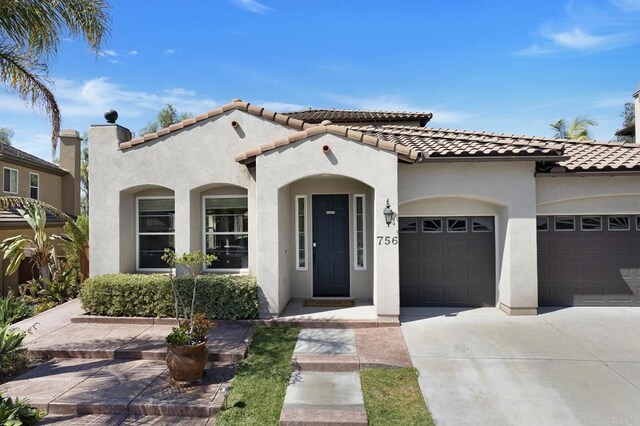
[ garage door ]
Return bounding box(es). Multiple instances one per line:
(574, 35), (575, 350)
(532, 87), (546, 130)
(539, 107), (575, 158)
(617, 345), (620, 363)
(537, 215), (640, 306)
(399, 216), (496, 307)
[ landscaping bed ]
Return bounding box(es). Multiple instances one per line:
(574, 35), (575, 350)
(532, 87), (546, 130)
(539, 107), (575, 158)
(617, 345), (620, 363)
(361, 367), (434, 426)
(216, 326), (300, 426)
(80, 273), (259, 320)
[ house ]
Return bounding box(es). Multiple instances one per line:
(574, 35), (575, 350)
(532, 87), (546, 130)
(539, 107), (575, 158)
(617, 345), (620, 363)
(88, 98), (640, 320)
(0, 131), (82, 294)
(614, 87), (639, 143)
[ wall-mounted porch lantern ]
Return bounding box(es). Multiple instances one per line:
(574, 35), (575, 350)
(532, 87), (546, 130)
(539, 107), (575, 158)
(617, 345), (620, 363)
(383, 199), (396, 227)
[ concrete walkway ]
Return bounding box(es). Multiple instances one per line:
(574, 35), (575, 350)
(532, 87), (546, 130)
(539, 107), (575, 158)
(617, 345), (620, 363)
(280, 327), (412, 425)
(401, 307), (640, 426)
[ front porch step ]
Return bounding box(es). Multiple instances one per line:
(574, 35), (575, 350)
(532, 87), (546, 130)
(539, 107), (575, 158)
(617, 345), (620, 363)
(26, 323), (252, 363)
(279, 371), (367, 426)
(1, 358), (232, 419)
(39, 414), (213, 425)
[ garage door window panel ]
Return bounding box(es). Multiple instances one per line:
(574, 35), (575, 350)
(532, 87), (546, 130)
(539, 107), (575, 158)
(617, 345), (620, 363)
(447, 218), (467, 233)
(554, 217), (575, 231)
(608, 216), (630, 231)
(537, 217), (549, 231)
(581, 216), (602, 231)
(472, 217), (493, 232)
(399, 217), (418, 233)
(422, 218), (442, 233)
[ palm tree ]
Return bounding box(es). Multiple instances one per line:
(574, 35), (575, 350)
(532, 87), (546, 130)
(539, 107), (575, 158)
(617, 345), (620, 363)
(550, 117), (598, 141)
(0, 0), (110, 154)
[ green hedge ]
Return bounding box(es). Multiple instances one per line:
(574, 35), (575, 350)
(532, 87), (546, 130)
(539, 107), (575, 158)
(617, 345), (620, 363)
(80, 274), (259, 320)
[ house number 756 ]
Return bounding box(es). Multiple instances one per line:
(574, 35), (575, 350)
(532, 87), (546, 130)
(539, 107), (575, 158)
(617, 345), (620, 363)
(377, 236), (398, 246)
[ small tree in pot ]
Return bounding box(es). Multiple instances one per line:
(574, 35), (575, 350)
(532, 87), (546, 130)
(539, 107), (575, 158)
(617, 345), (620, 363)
(161, 249), (216, 382)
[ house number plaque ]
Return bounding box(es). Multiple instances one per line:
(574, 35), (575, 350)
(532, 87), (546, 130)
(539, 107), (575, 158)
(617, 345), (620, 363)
(377, 236), (398, 246)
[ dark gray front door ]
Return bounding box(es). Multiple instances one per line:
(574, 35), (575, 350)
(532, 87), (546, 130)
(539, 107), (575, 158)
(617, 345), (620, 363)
(538, 215), (640, 306)
(313, 194), (350, 297)
(399, 216), (496, 307)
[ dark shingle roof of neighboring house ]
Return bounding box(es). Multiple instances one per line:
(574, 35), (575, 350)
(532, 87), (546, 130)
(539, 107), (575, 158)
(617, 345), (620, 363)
(283, 109), (433, 126)
(0, 143), (66, 175)
(615, 123), (635, 137)
(0, 209), (64, 227)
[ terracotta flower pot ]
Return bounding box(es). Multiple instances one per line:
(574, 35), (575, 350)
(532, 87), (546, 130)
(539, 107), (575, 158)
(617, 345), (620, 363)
(166, 341), (208, 382)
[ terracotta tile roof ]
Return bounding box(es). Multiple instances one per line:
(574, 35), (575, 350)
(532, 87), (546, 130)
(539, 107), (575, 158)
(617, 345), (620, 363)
(119, 99), (315, 150)
(234, 124), (420, 163)
(0, 143), (66, 175)
(284, 109), (433, 126)
(558, 139), (640, 171)
(351, 125), (566, 159)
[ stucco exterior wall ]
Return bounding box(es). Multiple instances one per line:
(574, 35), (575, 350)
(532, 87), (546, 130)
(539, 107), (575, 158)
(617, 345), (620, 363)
(398, 161), (539, 313)
(1, 161), (62, 208)
(256, 133), (399, 316)
(288, 177), (374, 301)
(537, 175), (640, 214)
(89, 111), (299, 276)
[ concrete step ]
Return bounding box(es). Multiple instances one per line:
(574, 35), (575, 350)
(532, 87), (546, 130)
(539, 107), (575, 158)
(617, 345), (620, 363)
(279, 371), (367, 426)
(26, 323), (252, 363)
(39, 414), (213, 425)
(1, 358), (233, 419)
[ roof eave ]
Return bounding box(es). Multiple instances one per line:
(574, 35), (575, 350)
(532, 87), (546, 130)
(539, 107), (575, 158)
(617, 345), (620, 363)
(0, 155), (67, 176)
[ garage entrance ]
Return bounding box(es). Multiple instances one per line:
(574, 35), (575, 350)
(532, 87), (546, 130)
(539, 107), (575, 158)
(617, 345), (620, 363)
(399, 216), (496, 307)
(538, 215), (640, 306)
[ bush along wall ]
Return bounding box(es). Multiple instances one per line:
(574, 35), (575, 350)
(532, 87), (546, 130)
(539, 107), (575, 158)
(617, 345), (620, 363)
(80, 274), (259, 320)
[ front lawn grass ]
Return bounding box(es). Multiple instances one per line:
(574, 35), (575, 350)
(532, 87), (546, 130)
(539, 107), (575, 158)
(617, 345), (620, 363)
(361, 367), (434, 426)
(216, 326), (299, 426)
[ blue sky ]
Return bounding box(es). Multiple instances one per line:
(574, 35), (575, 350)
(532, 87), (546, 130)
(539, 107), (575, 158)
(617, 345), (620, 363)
(1, 0), (639, 161)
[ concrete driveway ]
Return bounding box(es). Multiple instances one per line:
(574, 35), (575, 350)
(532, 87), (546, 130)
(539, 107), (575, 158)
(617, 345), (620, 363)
(401, 307), (640, 426)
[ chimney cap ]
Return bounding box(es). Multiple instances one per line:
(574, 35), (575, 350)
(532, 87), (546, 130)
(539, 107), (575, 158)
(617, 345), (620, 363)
(104, 109), (118, 124)
(60, 129), (80, 138)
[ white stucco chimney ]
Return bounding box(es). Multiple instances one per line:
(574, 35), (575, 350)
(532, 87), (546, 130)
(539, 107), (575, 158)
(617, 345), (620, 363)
(59, 129), (81, 216)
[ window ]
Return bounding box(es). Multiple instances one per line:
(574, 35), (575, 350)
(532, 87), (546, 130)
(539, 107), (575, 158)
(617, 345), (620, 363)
(29, 173), (39, 199)
(472, 217), (493, 232)
(399, 217), (418, 233)
(537, 217), (549, 231)
(3, 168), (18, 194)
(296, 196), (307, 270)
(447, 218), (467, 233)
(608, 216), (630, 231)
(354, 194), (366, 270)
(422, 218), (442, 233)
(554, 216), (575, 231)
(137, 197), (175, 270)
(581, 216), (602, 231)
(204, 196), (248, 270)
(636, 216), (640, 231)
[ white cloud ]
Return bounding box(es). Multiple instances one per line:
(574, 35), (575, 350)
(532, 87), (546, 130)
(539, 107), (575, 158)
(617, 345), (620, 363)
(611, 0), (640, 12)
(108, 59), (120, 64)
(129, 50), (139, 55)
(231, 0), (272, 14)
(549, 27), (631, 50)
(259, 101), (306, 112)
(99, 49), (117, 57)
(164, 49), (177, 55)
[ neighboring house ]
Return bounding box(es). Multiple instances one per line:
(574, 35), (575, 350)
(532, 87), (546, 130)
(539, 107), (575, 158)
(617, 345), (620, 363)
(614, 87), (639, 143)
(89, 98), (640, 320)
(0, 131), (81, 294)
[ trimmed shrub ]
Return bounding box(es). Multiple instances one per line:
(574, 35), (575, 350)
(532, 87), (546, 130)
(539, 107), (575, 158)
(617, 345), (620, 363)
(80, 274), (259, 320)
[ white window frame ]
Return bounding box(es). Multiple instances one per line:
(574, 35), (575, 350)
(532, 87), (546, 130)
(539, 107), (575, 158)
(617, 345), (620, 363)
(554, 216), (575, 232)
(398, 217), (419, 233)
(202, 195), (249, 273)
(353, 194), (366, 270)
(422, 218), (443, 233)
(537, 216), (549, 232)
(580, 216), (602, 232)
(3, 167), (18, 194)
(608, 216), (630, 231)
(136, 196), (175, 272)
(295, 195), (308, 271)
(447, 217), (468, 233)
(29, 172), (39, 200)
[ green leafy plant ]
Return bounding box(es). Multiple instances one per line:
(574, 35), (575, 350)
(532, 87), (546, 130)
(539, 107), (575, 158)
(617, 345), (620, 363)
(0, 292), (34, 328)
(161, 250), (216, 346)
(80, 273), (259, 319)
(0, 326), (25, 357)
(166, 326), (190, 346)
(0, 392), (42, 425)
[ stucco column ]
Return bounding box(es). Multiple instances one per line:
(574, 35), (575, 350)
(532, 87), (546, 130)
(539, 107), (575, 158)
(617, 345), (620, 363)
(173, 188), (193, 257)
(255, 179), (281, 316)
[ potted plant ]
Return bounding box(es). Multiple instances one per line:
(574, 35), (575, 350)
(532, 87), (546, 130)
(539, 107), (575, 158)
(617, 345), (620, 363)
(161, 249), (216, 382)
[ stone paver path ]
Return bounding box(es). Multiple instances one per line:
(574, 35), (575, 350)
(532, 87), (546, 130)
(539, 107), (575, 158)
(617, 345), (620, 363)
(280, 326), (412, 425)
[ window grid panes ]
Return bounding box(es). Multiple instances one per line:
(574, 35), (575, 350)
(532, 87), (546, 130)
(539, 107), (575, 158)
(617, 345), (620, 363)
(296, 196), (306, 270)
(537, 217), (549, 231)
(554, 216), (575, 231)
(581, 216), (602, 231)
(29, 173), (39, 199)
(447, 218), (467, 233)
(608, 216), (630, 231)
(138, 198), (175, 269)
(636, 216), (640, 231)
(3, 168), (17, 193)
(354, 195), (365, 269)
(422, 218), (443, 233)
(204, 197), (248, 270)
